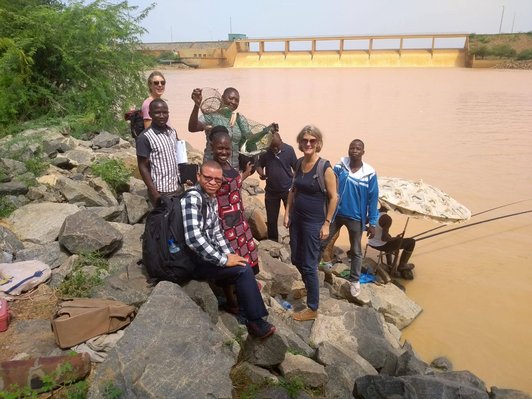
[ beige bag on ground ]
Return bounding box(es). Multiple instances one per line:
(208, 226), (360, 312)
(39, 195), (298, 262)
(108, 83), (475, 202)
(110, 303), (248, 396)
(51, 298), (136, 349)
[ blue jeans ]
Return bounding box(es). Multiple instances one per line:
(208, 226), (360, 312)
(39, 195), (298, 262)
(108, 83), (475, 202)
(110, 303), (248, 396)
(191, 259), (267, 321)
(325, 216), (363, 283)
(289, 218), (322, 311)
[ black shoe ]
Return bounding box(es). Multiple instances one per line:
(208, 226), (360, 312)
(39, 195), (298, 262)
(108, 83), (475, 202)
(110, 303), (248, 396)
(246, 319), (276, 339)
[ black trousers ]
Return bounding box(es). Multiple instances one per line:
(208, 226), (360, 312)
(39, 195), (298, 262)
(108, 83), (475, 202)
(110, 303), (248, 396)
(264, 190), (289, 241)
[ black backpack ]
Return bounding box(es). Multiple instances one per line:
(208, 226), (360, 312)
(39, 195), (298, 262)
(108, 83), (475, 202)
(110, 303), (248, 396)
(141, 189), (206, 284)
(124, 109), (145, 139)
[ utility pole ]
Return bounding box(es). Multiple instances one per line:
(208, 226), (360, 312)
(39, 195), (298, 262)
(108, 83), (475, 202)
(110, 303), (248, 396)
(230, 17), (233, 34)
(499, 5), (505, 33)
(511, 12), (516, 33)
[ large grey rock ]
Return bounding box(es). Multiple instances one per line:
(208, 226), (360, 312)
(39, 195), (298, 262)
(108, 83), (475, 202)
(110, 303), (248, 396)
(0, 181), (28, 195)
(58, 210), (122, 255)
(259, 250), (300, 297)
(8, 202), (80, 244)
(267, 311), (315, 358)
(87, 204), (127, 223)
(312, 299), (399, 370)
(91, 131), (120, 149)
(354, 374), (489, 399)
(381, 344), (430, 376)
(122, 192), (149, 224)
(490, 387), (532, 399)
(364, 283), (423, 329)
(230, 361), (279, 387)
(280, 353), (327, 389)
(316, 341), (377, 398)
(57, 176), (113, 207)
(42, 135), (75, 157)
(0, 225), (24, 255)
(62, 149), (94, 167)
(15, 242), (69, 269)
(181, 280), (219, 324)
(88, 281), (234, 399)
(89, 177), (119, 206)
(241, 332), (287, 367)
(93, 262), (152, 306)
(107, 222), (143, 274)
(0, 158), (27, 178)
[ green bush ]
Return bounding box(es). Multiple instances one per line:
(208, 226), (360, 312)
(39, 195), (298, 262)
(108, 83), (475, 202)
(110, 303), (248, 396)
(0, 196), (16, 218)
(0, 0), (154, 137)
(57, 251), (109, 298)
(517, 49), (532, 60)
(491, 44), (517, 58)
(470, 45), (489, 59)
(158, 50), (181, 61)
(91, 158), (132, 194)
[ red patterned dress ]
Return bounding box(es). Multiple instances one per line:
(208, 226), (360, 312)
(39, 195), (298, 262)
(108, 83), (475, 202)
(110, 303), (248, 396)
(216, 167), (259, 273)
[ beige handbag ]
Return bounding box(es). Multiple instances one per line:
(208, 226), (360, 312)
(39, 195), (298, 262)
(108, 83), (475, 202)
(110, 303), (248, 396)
(51, 298), (136, 349)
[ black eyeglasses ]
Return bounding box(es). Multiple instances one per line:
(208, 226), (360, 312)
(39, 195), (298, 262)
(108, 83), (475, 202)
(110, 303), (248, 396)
(152, 80), (166, 86)
(201, 173), (223, 184)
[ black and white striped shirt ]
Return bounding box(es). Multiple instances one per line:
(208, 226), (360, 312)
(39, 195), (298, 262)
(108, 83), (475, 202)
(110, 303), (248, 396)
(136, 126), (180, 193)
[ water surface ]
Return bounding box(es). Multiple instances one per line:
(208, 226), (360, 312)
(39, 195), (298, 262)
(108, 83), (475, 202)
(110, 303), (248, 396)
(161, 67), (532, 392)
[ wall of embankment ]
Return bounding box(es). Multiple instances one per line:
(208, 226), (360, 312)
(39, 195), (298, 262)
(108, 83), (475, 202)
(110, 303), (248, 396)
(232, 49), (466, 68)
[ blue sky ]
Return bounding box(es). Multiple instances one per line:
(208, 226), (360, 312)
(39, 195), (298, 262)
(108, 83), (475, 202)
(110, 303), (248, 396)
(125, 0), (532, 43)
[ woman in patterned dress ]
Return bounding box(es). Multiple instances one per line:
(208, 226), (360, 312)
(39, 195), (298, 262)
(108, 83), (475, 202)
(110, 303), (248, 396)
(210, 126), (259, 313)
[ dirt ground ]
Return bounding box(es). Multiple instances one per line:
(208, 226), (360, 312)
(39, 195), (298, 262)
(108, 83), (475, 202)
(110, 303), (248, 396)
(0, 284), (59, 360)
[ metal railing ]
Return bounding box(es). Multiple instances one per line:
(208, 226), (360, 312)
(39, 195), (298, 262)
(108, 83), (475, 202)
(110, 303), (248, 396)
(236, 33), (469, 58)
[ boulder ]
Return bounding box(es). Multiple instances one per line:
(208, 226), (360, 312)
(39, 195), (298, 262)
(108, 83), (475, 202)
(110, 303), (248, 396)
(8, 202), (80, 244)
(58, 210), (122, 255)
(259, 250), (300, 297)
(279, 353), (327, 388)
(56, 176), (113, 207)
(354, 374), (489, 399)
(0, 181), (28, 196)
(240, 332), (287, 367)
(91, 131), (120, 149)
(181, 280), (219, 324)
(15, 242), (69, 269)
(489, 387), (532, 399)
(122, 192), (149, 224)
(0, 158), (27, 178)
(0, 225), (24, 256)
(89, 177), (119, 206)
(363, 283), (423, 329)
(316, 341), (377, 393)
(88, 281), (234, 399)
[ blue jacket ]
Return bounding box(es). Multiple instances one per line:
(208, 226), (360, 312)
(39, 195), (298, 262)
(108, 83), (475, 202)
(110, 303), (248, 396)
(334, 157), (379, 229)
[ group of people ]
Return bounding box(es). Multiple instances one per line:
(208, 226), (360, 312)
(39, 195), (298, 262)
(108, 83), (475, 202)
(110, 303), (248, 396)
(135, 71), (416, 336)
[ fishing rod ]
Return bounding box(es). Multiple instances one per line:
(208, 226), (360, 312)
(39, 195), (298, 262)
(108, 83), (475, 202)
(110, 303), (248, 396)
(416, 209), (532, 242)
(411, 199), (532, 239)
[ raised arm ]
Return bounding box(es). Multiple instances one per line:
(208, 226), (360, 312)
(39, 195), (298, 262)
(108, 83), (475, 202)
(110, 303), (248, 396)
(188, 88), (206, 132)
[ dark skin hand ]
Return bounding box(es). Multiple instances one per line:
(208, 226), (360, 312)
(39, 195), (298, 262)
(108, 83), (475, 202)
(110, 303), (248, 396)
(137, 156), (160, 206)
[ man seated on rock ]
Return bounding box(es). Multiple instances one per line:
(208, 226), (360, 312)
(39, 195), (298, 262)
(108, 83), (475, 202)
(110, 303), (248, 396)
(181, 160), (276, 339)
(367, 205), (416, 279)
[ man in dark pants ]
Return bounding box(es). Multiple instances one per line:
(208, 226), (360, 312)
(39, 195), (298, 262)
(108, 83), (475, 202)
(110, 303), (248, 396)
(136, 98), (181, 206)
(181, 160), (275, 339)
(257, 132), (297, 241)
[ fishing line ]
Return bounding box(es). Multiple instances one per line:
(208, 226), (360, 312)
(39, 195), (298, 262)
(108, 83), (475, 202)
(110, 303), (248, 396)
(416, 209), (532, 242)
(411, 198), (532, 239)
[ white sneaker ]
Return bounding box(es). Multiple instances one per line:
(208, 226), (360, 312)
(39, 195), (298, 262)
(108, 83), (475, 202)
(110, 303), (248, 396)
(350, 281), (361, 297)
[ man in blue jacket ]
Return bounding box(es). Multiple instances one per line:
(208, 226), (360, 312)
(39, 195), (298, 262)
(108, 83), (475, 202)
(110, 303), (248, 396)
(323, 139), (379, 297)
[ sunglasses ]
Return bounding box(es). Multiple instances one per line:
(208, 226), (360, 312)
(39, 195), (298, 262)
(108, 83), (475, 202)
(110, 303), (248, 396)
(301, 138), (317, 145)
(201, 173), (223, 184)
(151, 80), (166, 86)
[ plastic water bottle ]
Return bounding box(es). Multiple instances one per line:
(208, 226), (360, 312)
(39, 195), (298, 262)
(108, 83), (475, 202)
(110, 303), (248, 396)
(168, 239), (180, 254)
(276, 297), (292, 310)
(281, 300), (293, 311)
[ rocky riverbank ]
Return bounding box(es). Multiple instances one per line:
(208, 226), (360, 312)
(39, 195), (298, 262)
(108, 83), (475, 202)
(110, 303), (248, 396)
(1, 127), (530, 398)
